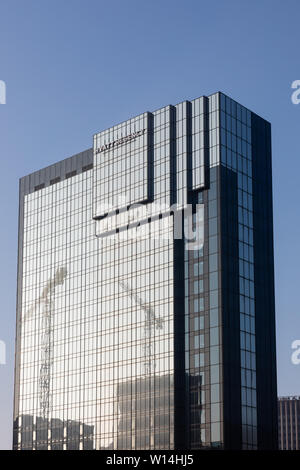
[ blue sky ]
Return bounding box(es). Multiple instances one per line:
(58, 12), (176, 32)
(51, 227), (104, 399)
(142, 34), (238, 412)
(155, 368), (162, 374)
(0, 0), (299, 449)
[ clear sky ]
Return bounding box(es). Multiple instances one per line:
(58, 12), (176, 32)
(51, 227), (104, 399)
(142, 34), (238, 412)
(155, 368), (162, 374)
(0, 0), (299, 450)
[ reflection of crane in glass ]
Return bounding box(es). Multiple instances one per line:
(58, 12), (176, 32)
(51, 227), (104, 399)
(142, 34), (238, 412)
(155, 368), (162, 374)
(119, 280), (164, 375)
(24, 267), (67, 419)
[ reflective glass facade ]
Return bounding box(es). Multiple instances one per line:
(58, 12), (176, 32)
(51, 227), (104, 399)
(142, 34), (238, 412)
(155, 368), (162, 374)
(14, 93), (277, 450)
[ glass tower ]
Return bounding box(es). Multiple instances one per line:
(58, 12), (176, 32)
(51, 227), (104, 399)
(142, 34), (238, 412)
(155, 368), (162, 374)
(13, 92), (277, 450)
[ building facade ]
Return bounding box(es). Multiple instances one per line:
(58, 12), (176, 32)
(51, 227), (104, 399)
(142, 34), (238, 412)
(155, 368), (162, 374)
(13, 92), (277, 450)
(278, 396), (300, 450)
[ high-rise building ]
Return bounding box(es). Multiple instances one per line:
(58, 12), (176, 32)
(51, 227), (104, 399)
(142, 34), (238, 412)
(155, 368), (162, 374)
(13, 92), (277, 450)
(278, 396), (300, 450)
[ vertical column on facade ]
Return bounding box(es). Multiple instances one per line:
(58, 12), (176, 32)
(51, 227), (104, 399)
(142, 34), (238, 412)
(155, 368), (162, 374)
(185, 96), (210, 448)
(207, 93), (225, 448)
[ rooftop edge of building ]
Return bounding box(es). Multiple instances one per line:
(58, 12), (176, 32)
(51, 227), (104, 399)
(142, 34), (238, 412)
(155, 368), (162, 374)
(278, 396), (300, 401)
(93, 91), (271, 138)
(19, 91), (271, 196)
(19, 148), (93, 197)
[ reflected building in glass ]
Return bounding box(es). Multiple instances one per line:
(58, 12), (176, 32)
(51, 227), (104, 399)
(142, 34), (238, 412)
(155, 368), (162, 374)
(13, 92), (277, 450)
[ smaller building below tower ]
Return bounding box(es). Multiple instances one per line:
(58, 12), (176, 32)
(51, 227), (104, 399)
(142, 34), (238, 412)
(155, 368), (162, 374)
(278, 396), (300, 450)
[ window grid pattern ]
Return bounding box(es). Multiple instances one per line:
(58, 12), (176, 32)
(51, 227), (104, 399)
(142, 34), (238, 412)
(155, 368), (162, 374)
(185, 200), (207, 448)
(17, 169), (175, 450)
(175, 101), (189, 207)
(95, 107), (173, 237)
(93, 113), (149, 218)
(14, 92), (274, 451)
(191, 97), (206, 190)
(220, 93), (257, 449)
